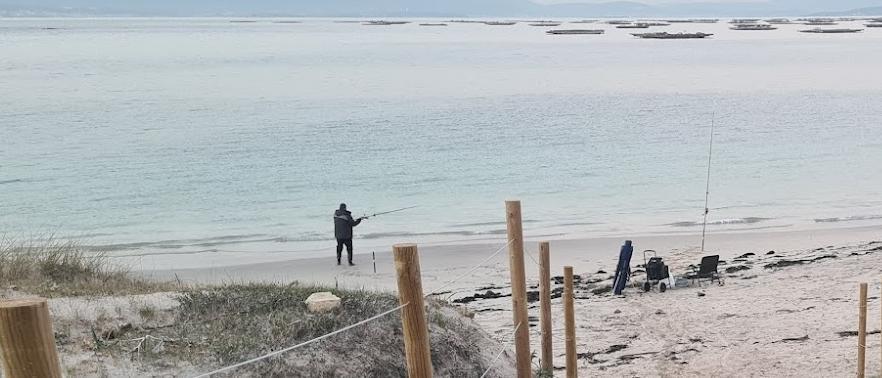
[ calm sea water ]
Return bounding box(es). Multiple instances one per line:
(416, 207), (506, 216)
(2, 18), (882, 268)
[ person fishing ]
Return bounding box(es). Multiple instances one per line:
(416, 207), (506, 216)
(334, 203), (366, 266)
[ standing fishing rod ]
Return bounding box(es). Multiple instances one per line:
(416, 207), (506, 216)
(700, 112), (716, 253)
(361, 205), (418, 219)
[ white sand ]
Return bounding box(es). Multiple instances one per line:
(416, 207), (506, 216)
(138, 225), (882, 376)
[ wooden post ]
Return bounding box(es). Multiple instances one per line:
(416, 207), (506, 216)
(564, 266), (578, 378)
(393, 244), (433, 378)
(372, 251), (377, 274)
(539, 241), (553, 374)
(0, 298), (62, 378)
(858, 282), (867, 378)
(505, 200), (531, 378)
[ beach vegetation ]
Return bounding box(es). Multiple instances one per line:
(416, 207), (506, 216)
(0, 236), (173, 297)
(1, 237), (508, 376)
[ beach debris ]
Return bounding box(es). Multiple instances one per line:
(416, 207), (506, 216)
(526, 290), (540, 303)
(766, 250), (776, 255)
(736, 252), (756, 259)
(100, 322), (133, 340)
(476, 285), (504, 291)
(614, 309), (622, 314)
(697, 291), (706, 297)
(838, 330), (882, 337)
(772, 335), (809, 343)
(655, 309), (665, 315)
(582, 277), (606, 284)
(576, 344), (628, 363)
(528, 315), (540, 328)
(666, 348), (700, 362)
(725, 265), (751, 274)
(452, 290), (511, 304)
(125, 334), (176, 354)
(473, 308), (505, 313)
(305, 292), (342, 313)
(597, 270), (607, 274)
(763, 254), (837, 269)
(592, 285), (613, 295)
(620, 351), (658, 361)
(553, 274), (582, 284)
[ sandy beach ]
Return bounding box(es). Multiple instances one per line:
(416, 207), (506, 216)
(138, 224), (882, 376)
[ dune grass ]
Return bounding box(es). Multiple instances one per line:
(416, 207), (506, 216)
(164, 283), (490, 377)
(0, 236), (173, 297)
(1, 237), (502, 376)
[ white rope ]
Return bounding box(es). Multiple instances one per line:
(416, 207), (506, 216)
(480, 321), (524, 378)
(191, 303), (409, 378)
(426, 239), (514, 297)
(524, 248), (540, 266)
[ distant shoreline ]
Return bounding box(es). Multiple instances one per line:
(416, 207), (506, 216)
(77, 215), (882, 270)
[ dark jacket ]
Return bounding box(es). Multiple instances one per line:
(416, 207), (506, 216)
(334, 209), (362, 240)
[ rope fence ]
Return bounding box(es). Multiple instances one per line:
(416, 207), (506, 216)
(191, 239), (521, 377)
(480, 321), (523, 378)
(426, 239), (514, 297)
(191, 303), (409, 378)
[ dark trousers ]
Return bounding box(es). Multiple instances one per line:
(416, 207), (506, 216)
(336, 238), (353, 263)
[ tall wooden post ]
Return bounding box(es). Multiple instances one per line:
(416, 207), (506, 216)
(564, 266), (578, 378)
(0, 298), (62, 378)
(393, 244), (433, 378)
(539, 241), (553, 374)
(858, 282), (868, 378)
(505, 200), (531, 378)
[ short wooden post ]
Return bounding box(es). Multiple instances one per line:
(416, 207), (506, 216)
(0, 298), (62, 378)
(564, 266), (578, 378)
(858, 282), (867, 378)
(539, 241), (553, 374)
(393, 244), (433, 378)
(505, 200), (531, 378)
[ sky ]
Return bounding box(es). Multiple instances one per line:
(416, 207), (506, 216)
(533, 0), (765, 3)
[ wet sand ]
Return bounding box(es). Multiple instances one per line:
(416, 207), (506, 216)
(140, 225), (882, 292)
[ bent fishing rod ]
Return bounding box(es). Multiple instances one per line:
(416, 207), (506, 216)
(361, 205), (418, 219)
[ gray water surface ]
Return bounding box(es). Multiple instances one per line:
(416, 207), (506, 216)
(2, 18), (881, 267)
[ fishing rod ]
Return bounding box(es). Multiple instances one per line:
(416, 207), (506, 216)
(362, 205), (418, 219)
(700, 112), (716, 253)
